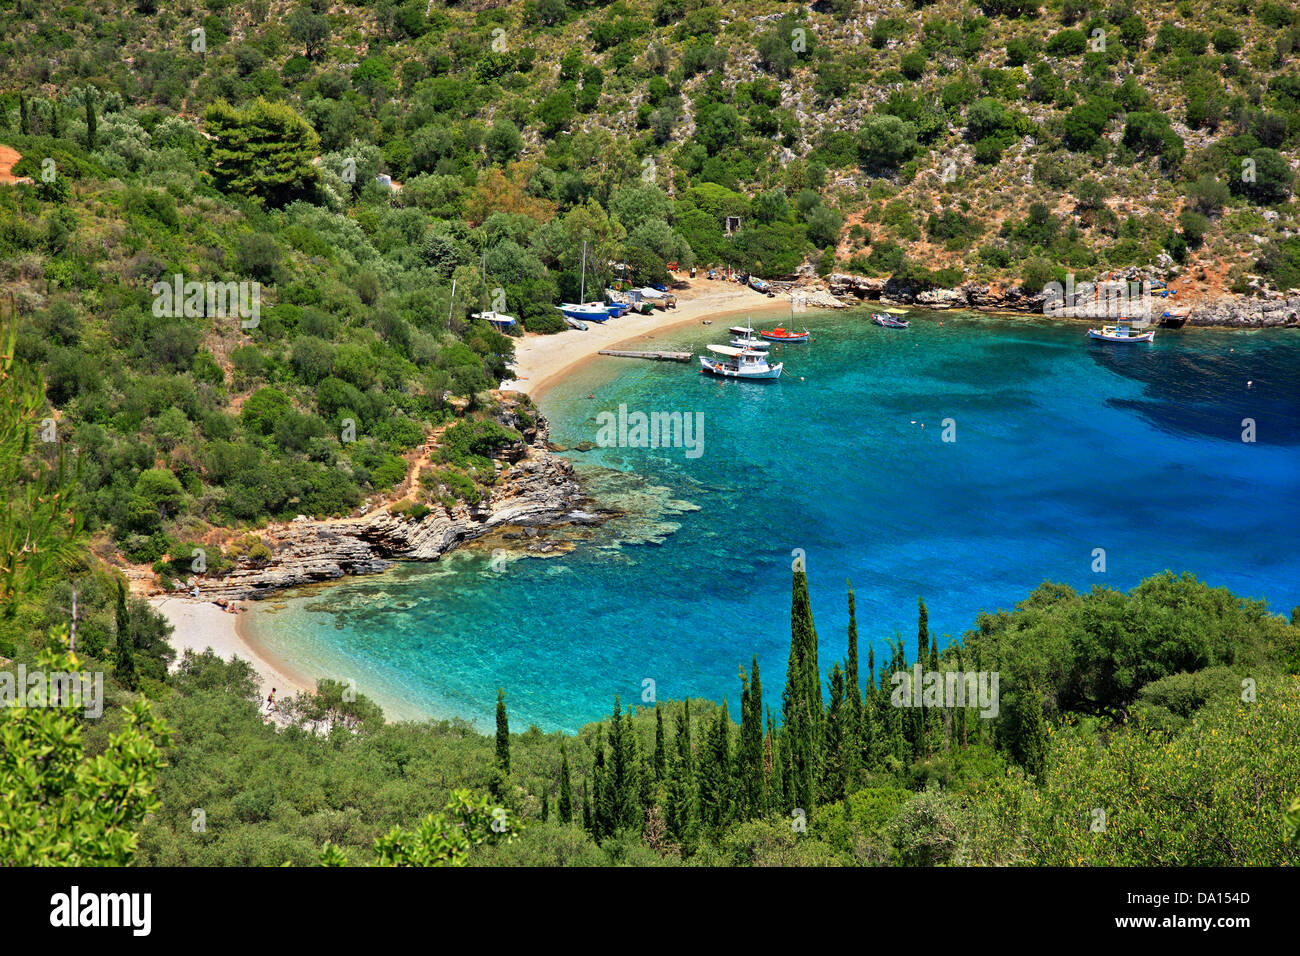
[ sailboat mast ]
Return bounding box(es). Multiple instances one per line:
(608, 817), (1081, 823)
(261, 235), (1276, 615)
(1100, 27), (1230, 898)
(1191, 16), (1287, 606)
(580, 241), (588, 303)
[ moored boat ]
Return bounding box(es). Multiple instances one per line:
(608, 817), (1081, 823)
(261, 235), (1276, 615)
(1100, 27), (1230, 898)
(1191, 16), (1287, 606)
(727, 322), (770, 350)
(699, 344), (783, 380)
(759, 326), (810, 342)
(872, 313), (909, 328)
(1087, 322), (1156, 343)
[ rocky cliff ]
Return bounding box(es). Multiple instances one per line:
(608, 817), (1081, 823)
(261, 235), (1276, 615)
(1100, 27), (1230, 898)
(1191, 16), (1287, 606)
(824, 273), (1300, 327)
(195, 418), (598, 601)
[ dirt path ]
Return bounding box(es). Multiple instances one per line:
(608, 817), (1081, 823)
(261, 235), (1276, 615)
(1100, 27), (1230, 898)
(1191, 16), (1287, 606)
(0, 145), (32, 185)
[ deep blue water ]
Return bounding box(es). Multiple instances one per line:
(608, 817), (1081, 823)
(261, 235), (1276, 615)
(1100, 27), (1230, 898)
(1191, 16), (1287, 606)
(245, 311), (1300, 731)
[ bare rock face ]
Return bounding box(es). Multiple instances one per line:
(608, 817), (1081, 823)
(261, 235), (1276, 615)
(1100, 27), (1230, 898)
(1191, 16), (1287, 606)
(827, 274), (1049, 312)
(198, 419), (597, 601)
(1187, 295), (1300, 327)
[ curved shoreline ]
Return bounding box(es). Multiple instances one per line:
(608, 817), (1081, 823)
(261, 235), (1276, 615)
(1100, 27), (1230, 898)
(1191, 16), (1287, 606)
(505, 282), (794, 401)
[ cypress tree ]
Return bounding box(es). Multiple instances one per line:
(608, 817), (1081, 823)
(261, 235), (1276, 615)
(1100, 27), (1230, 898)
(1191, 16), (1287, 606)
(592, 725), (612, 838)
(664, 700), (696, 841)
(861, 643), (877, 769)
(917, 597), (929, 665)
(50, 101), (60, 139)
(85, 88), (97, 150)
(886, 636), (909, 762)
(617, 707), (642, 830)
(492, 687), (510, 797)
(638, 750), (655, 815)
(113, 582), (137, 691)
(764, 704), (783, 815)
(999, 671), (1048, 776)
(782, 569), (822, 813)
(652, 702), (667, 783)
(956, 646), (968, 749)
(915, 599), (930, 754)
(845, 583), (862, 750)
(541, 789), (549, 822)
(19, 94), (28, 136)
(929, 632), (943, 748)
(582, 785), (592, 833)
(602, 696), (640, 831)
(698, 701), (732, 829)
(823, 663), (856, 802)
(558, 743), (573, 824)
(738, 658), (764, 819)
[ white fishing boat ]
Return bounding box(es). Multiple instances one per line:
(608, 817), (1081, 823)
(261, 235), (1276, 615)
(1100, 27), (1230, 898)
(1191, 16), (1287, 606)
(1088, 321), (1155, 343)
(728, 322), (769, 350)
(700, 344), (783, 381)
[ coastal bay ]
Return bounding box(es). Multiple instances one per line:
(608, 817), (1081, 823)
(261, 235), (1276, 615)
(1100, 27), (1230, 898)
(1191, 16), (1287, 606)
(232, 308), (1300, 731)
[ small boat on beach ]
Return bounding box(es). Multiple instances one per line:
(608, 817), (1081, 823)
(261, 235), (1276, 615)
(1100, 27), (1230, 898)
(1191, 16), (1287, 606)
(872, 314), (909, 328)
(595, 300), (629, 318)
(620, 289), (654, 314)
(759, 326), (810, 343)
(1087, 322), (1155, 343)
(558, 303), (610, 322)
(472, 310), (516, 331)
(605, 289), (634, 316)
(558, 240), (609, 321)
(700, 344), (783, 380)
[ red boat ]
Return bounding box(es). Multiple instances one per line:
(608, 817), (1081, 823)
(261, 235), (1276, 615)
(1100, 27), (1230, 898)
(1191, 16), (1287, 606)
(759, 326), (810, 343)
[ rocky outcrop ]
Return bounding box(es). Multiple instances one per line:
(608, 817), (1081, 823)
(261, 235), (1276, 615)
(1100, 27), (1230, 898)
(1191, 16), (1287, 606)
(824, 273), (1049, 312)
(823, 273), (1299, 326)
(195, 419), (599, 601)
(1183, 295), (1300, 327)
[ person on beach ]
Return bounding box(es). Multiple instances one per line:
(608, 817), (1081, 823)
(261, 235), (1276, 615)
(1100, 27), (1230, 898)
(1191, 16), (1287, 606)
(265, 688), (276, 712)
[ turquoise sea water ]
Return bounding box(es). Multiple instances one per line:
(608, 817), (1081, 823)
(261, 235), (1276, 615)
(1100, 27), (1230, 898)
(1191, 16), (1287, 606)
(244, 310), (1300, 731)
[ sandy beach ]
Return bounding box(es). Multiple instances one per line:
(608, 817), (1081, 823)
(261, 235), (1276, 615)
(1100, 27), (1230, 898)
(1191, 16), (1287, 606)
(151, 596), (315, 701)
(503, 279), (794, 399)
